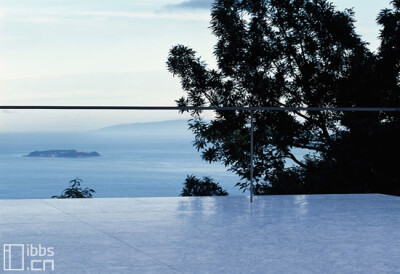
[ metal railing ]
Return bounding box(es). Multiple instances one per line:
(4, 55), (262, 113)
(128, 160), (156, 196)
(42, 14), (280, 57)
(1, 105), (399, 202)
(1, 105), (400, 111)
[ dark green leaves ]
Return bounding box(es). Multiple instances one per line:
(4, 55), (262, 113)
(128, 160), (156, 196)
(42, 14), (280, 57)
(180, 175), (229, 196)
(52, 178), (95, 199)
(168, 0), (400, 195)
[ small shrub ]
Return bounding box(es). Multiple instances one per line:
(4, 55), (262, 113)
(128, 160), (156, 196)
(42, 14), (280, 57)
(52, 178), (95, 199)
(180, 175), (228, 196)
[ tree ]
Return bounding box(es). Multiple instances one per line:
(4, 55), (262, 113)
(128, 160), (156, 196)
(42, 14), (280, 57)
(167, 0), (400, 195)
(52, 178), (96, 199)
(180, 175), (229, 196)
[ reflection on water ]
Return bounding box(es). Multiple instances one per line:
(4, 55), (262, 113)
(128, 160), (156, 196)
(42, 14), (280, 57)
(295, 195), (308, 214)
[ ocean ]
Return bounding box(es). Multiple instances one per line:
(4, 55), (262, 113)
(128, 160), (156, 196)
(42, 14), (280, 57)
(0, 122), (242, 199)
(0, 120), (307, 199)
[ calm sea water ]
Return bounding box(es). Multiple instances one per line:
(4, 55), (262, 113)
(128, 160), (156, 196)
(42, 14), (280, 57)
(0, 131), (242, 199)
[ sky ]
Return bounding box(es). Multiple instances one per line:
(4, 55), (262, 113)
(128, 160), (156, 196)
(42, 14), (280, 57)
(0, 0), (393, 132)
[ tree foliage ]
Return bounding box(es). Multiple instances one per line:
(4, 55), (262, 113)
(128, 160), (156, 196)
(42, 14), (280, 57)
(168, 0), (400, 195)
(180, 175), (229, 196)
(52, 178), (96, 199)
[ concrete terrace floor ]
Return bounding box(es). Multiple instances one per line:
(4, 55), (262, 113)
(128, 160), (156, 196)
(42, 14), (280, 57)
(0, 194), (399, 273)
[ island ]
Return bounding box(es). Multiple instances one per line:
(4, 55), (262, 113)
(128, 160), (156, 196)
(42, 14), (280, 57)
(26, 150), (101, 158)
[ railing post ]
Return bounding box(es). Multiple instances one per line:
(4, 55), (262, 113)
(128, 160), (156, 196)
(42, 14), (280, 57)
(250, 110), (254, 203)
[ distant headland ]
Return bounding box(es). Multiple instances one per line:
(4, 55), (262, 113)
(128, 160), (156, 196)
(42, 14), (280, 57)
(26, 150), (100, 158)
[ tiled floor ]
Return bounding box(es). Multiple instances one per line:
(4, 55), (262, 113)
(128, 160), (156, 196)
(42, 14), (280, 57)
(1, 194), (399, 273)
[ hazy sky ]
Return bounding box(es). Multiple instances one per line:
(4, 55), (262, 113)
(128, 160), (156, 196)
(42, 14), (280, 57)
(0, 0), (392, 132)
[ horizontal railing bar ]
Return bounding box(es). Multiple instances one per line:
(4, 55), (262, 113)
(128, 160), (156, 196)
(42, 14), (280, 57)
(0, 105), (400, 112)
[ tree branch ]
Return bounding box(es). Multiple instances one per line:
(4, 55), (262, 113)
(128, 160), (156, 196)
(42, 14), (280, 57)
(273, 100), (312, 121)
(317, 112), (332, 143)
(291, 143), (326, 153)
(285, 152), (307, 168)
